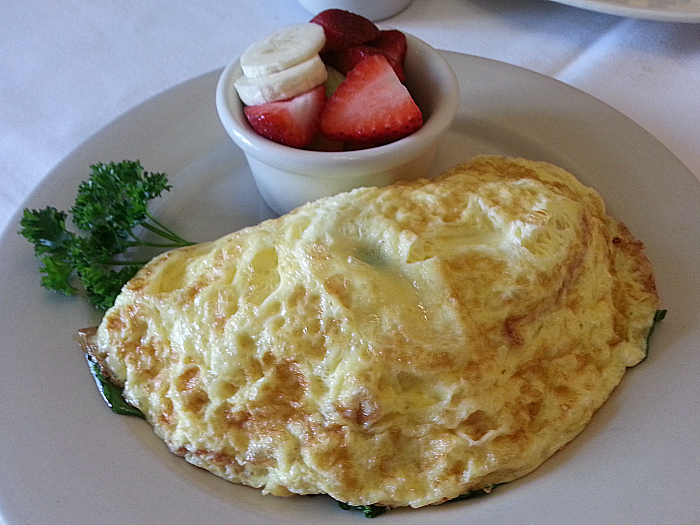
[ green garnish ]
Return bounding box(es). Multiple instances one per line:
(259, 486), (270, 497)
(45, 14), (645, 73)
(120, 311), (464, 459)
(20, 160), (195, 309)
(85, 353), (145, 419)
(337, 502), (389, 518)
(336, 486), (496, 518)
(644, 309), (667, 357)
(448, 485), (498, 502)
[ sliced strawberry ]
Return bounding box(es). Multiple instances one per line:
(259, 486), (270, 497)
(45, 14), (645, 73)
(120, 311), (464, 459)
(306, 133), (344, 152)
(310, 9), (380, 53)
(369, 30), (407, 69)
(320, 54), (422, 145)
(325, 45), (405, 82)
(244, 85), (326, 148)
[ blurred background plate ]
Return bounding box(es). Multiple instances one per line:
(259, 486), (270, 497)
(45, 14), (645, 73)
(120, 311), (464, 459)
(547, 0), (700, 22)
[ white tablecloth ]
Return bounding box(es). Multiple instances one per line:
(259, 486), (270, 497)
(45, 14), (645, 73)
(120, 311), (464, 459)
(1, 1), (699, 523)
(2, 0), (700, 241)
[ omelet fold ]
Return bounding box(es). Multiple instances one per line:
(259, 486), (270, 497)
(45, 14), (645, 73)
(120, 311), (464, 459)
(93, 155), (659, 508)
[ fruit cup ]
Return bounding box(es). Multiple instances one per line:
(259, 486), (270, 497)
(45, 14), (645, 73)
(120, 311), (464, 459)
(216, 32), (459, 215)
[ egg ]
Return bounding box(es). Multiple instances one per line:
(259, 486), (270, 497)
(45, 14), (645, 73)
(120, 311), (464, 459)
(88, 155), (659, 509)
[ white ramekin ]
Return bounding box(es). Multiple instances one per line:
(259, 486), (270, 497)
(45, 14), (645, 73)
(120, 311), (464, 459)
(215, 32), (459, 215)
(296, 0), (412, 21)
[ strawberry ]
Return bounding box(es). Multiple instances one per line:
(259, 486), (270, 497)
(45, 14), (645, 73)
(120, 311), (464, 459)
(325, 45), (405, 82)
(319, 54), (422, 145)
(243, 85), (327, 148)
(310, 9), (380, 53)
(369, 30), (407, 70)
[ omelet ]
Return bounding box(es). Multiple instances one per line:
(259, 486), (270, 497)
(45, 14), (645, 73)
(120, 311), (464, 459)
(87, 155), (660, 509)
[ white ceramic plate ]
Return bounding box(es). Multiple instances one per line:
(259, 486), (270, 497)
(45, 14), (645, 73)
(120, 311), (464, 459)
(547, 0), (700, 22)
(1, 52), (699, 525)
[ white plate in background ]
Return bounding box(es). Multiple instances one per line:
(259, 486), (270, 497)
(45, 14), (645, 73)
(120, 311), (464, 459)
(548, 0), (700, 22)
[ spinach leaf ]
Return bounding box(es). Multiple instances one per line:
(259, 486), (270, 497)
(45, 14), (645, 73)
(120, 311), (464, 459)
(645, 309), (667, 358)
(337, 501), (389, 518)
(85, 353), (145, 419)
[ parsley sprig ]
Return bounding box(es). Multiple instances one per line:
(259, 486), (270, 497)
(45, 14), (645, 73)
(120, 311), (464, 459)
(20, 160), (194, 309)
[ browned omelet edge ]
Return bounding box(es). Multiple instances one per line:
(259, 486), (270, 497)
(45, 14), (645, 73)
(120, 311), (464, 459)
(75, 155), (663, 511)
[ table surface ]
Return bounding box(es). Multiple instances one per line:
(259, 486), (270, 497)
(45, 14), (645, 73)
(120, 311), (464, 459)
(1, 1), (699, 523)
(2, 0), (700, 242)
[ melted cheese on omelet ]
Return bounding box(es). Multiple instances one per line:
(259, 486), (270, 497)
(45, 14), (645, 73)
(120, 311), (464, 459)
(92, 155), (659, 508)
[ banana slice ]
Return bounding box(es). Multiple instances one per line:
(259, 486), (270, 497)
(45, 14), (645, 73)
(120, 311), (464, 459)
(234, 54), (328, 106)
(239, 23), (326, 78)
